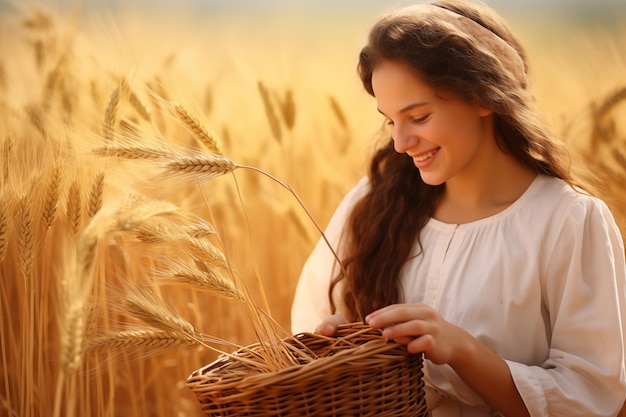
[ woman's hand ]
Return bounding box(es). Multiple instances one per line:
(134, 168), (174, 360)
(315, 314), (348, 336)
(366, 303), (530, 416)
(365, 303), (472, 366)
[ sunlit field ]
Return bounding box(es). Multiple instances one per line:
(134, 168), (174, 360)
(1, 1), (625, 416)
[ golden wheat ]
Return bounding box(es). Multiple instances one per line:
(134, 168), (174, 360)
(278, 88), (296, 131)
(42, 58), (63, 110)
(128, 87), (151, 122)
(0, 63), (6, 92)
(85, 328), (199, 352)
(2, 134), (13, 182)
(119, 118), (140, 135)
(328, 95), (348, 130)
(26, 103), (46, 137)
(0, 197), (9, 262)
(17, 196), (34, 277)
(103, 80), (127, 142)
(42, 162), (62, 228)
(66, 180), (82, 235)
(169, 267), (244, 302)
(257, 81), (282, 143)
(60, 299), (85, 373)
(183, 223), (215, 238)
(124, 290), (197, 336)
(92, 144), (172, 160)
(87, 171), (105, 219)
(115, 198), (179, 232)
(187, 237), (229, 270)
(174, 104), (222, 155)
(33, 39), (45, 69)
(593, 86), (626, 120)
(59, 251), (89, 376)
(164, 154), (238, 182)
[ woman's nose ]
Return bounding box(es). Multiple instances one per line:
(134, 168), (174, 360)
(392, 123), (418, 154)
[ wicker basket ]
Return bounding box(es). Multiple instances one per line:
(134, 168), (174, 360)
(187, 322), (428, 416)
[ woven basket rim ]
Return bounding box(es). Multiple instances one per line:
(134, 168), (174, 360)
(187, 323), (421, 389)
(186, 322), (428, 417)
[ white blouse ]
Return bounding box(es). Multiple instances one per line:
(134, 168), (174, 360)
(291, 174), (626, 416)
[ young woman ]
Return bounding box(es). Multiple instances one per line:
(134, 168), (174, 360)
(290, 1), (626, 416)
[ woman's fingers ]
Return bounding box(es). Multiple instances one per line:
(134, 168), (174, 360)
(366, 303), (436, 329)
(315, 314), (348, 336)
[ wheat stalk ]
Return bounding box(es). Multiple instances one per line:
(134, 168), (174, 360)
(103, 80), (127, 142)
(66, 180), (82, 235)
(164, 154), (238, 182)
(116, 198), (179, 232)
(87, 171), (105, 219)
(125, 290), (197, 336)
(593, 86), (626, 120)
(328, 95), (348, 129)
(167, 267), (244, 302)
(184, 224), (215, 238)
(60, 299), (85, 373)
(17, 196), (34, 277)
(119, 118), (140, 136)
(74, 203), (119, 294)
(42, 162), (62, 228)
(83, 301), (99, 341)
(59, 77), (74, 118)
(2, 134), (13, 182)
(33, 39), (45, 69)
(174, 104), (222, 154)
(237, 164), (346, 273)
(0, 197), (9, 262)
(85, 329), (199, 352)
(0, 62), (6, 92)
(286, 205), (316, 244)
(187, 237), (229, 270)
(25, 104), (46, 137)
(278, 88), (296, 131)
(257, 81), (282, 143)
(328, 95), (353, 153)
(132, 224), (226, 268)
(42, 57), (63, 110)
(128, 87), (151, 122)
(92, 144), (172, 160)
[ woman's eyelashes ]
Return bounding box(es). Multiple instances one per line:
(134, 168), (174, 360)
(412, 114), (431, 124)
(385, 114), (431, 126)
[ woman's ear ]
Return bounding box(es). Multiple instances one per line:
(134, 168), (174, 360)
(478, 106), (494, 117)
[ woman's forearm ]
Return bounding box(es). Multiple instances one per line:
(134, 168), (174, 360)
(449, 331), (530, 417)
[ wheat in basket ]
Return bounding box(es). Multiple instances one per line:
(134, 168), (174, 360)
(187, 322), (428, 416)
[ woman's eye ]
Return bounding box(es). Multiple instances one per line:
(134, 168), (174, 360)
(412, 114), (430, 123)
(385, 119), (394, 126)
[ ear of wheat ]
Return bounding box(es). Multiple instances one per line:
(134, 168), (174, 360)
(174, 104), (222, 155)
(162, 154), (238, 183)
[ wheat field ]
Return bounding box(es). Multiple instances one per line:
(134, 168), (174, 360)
(0, 2), (625, 417)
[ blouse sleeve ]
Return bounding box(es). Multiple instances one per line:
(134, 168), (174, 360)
(508, 197), (626, 416)
(290, 178), (369, 334)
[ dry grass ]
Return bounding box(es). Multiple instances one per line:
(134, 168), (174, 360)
(0, 3), (624, 417)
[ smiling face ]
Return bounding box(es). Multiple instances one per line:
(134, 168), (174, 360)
(371, 60), (495, 186)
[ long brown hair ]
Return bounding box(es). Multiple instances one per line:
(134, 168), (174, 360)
(329, 0), (581, 321)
